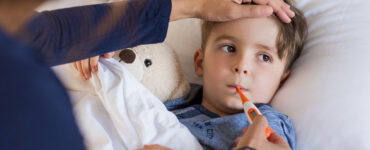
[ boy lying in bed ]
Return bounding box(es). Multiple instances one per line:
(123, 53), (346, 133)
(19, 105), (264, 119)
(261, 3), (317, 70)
(72, 0), (305, 149)
(165, 1), (307, 149)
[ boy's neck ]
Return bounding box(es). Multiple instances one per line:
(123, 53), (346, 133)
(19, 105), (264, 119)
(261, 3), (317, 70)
(201, 98), (242, 117)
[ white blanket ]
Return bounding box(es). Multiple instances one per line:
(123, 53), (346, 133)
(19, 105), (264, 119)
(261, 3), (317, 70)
(53, 59), (202, 150)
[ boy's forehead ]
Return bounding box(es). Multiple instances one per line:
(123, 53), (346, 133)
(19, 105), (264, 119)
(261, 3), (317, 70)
(211, 16), (279, 34)
(209, 16), (280, 48)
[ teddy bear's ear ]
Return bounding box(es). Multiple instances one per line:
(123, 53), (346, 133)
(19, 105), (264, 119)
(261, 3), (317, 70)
(119, 49), (136, 64)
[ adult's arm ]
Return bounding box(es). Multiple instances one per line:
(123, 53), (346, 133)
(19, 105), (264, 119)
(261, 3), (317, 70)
(17, 0), (293, 67)
(17, 0), (171, 66)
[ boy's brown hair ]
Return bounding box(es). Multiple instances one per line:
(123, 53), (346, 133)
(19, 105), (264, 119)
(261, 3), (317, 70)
(201, 0), (307, 71)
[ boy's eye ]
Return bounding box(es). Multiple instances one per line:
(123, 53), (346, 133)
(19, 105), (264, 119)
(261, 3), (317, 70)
(258, 54), (272, 63)
(221, 45), (236, 53)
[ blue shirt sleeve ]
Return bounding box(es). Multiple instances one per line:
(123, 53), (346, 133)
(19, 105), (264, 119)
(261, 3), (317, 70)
(17, 0), (171, 66)
(260, 105), (296, 150)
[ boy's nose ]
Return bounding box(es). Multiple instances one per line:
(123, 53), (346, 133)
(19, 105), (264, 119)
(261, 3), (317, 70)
(234, 67), (247, 75)
(233, 53), (249, 75)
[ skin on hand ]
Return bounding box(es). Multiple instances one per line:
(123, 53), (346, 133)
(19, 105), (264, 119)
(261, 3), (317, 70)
(137, 144), (172, 150)
(72, 52), (114, 80)
(170, 0), (294, 23)
(236, 0), (295, 22)
(233, 115), (291, 150)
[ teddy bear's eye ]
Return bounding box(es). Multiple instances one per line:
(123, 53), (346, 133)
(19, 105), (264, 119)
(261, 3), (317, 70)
(144, 59), (152, 67)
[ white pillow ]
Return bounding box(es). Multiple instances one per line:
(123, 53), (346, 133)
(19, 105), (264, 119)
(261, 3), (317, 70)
(164, 0), (370, 149)
(164, 19), (203, 84)
(271, 0), (370, 149)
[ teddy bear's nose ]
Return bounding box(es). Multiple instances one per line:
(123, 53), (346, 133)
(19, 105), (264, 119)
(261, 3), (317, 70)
(119, 49), (136, 64)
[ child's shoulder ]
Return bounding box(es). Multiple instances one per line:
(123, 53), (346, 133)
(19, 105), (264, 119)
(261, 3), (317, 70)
(257, 103), (296, 150)
(165, 83), (203, 111)
(257, 103), (290, 119)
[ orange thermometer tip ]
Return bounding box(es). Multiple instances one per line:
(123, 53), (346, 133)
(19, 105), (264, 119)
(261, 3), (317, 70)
(265, 126), (272, 138)
(236, 87), (249, 104)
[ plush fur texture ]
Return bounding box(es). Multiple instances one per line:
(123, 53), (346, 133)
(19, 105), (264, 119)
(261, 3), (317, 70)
(113, 43), (190, 102)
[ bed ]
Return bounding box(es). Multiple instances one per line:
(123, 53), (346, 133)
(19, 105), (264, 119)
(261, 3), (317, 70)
(41, 0), (370, 149)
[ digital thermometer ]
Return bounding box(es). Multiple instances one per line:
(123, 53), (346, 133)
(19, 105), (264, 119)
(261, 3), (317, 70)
(236, 87), (272, 138)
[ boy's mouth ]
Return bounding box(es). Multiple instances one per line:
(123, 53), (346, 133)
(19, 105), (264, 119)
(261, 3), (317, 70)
(227, 84), (247, 91)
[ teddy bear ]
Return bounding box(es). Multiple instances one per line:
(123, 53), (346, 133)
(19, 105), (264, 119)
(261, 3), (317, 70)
(112, 43), (190, 102)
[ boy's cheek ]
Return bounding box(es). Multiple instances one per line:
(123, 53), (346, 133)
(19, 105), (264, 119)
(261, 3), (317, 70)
(205, 67), (227, 81)
(251, 89), (274, 103)
(252, 80), (280, 102)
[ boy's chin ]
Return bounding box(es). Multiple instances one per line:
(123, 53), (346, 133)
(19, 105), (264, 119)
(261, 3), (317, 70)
(224, 100), (244, 111)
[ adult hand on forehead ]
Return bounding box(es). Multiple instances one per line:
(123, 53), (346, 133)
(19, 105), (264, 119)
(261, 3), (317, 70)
(233, 0), (295, 23)
(173, 0), (294, 23)
(171, 0), (271, 22)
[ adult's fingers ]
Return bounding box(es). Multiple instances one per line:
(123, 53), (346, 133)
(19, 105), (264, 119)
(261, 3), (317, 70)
(233, 127), (248, 147)
(89, 56), (100, 72)
(252, 0), (269, 5)
(194, 0), (274, 22)
(235, 115), (268, 149)
(78, 59), (91, 80)
(247, 115), (269, 139)
(283, 3), (295, 18)
(232, 0), (252, 4)
(236, 115), (292, 150)
(254, 0), (295, 23)
(138, 144), (172, 150)
(276, 9), (291, 23)
(268, 0), (292, 22)
(242, 126), (249, 134)
(103, 52), (115, 58)
(238, 4), (273, 19)
(267, 129), (290, 147)
(75, 61), (84, 80)
(72, 62), (79, 72)
(235, 137), (241, 145)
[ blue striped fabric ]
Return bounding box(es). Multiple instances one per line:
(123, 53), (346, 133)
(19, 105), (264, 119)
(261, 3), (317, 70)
(165, 84), (296, 150)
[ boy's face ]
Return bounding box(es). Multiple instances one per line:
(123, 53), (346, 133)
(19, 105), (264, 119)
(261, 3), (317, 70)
(194, 17), (290, 115)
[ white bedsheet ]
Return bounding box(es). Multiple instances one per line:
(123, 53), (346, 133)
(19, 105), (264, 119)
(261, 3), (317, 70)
(53, 59), (202, 150)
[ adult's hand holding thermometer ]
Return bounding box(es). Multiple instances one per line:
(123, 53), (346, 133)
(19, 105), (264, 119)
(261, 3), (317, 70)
(236, 87), (272, 138)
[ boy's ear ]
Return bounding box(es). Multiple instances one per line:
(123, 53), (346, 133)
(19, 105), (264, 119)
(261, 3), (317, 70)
(280, 70), (291, 85)
(278, 70), (291, 88)
(194, 49), (204, 77)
